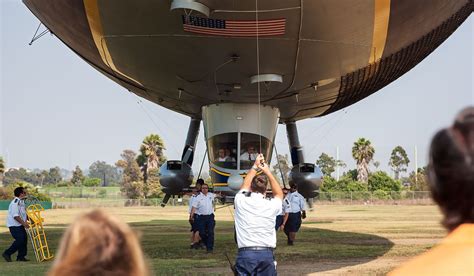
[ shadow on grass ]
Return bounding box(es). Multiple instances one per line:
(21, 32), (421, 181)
(131, 219), (394, 274)
(0, 219), (393, 275)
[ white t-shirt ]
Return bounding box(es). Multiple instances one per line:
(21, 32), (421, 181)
(216, 156), (236, 162)
(192, 192), (216, 215)
(217, 157), (226, 162)
(234, 189), (282, 248)
(7, 197), (27, 227)
(188, 194), (197, 214)
(288, 191), (306, 213)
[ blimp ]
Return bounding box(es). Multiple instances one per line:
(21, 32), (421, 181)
(23, 0), (472, 205)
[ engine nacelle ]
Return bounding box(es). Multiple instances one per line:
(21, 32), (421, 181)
(289, 163), (322, 198)
(159, 160), (193, 195)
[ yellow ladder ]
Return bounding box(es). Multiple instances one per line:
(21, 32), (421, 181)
(26, 204), (54, 262)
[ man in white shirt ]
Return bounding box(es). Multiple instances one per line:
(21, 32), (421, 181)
(239, 145), (258, 161)
(189, 183), (217, 253)
(275, 188), (291, 231)
(284, 183), (307, 246)
(3, 187), (29, 262)
(234, 154), (283, 275)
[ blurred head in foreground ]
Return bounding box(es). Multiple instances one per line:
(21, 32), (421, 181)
(389, 107), (474, 276)
(428, 106), (474, 231)
(48, 209), (149, 276)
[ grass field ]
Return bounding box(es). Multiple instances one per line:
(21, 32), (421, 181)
(0, 204), (445, 275)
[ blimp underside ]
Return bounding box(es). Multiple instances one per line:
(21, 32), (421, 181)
(23, 0), (472, 121)
(23, 0), (472, 202)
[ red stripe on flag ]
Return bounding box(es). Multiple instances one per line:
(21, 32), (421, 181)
(183, 27), (285, 34)
(225, 24), (286, 29)
(183, 28), (285, 37)
(183, 30), (285, 37)
(183, 18), (286, 37)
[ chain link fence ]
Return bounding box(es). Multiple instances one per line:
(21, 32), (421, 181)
(317, 191), (432, 205)
(42, 187), (122, 199)
(49, 191), (433, 208)
(51, 197), (189, 209)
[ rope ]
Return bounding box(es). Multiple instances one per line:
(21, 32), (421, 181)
(215, 203), (234, 211)
(273, 144), (288, 189)
(29, 23), (50, 45)
(306, 107), (350, 157)
(214, 59), (234, 96)
(255, 0), (262, 154)
(131, 94), (181, 157)
(197, 151), (207, 179)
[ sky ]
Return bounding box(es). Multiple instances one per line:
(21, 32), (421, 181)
(1, 2), (472, 179)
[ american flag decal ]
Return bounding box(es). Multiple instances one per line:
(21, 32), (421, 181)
(182, 15), (286, 37)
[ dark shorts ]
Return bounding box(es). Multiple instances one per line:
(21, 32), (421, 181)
(284, 212), (302, 232)
(275, 215), (284, 231)
(190, 214), (199, 232)
(235, 248), (276, 276)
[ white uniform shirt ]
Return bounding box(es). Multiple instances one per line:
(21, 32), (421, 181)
(234, 189), (282, 248)
(239, 152), (257, 161)
(287, 191), (306, 213)
(192, 192), (216, 215)
(278, 195), (291, 216)
(188, 194), (197, 214)
(217, 156), (236, 162)
(6, 197), (27, 227)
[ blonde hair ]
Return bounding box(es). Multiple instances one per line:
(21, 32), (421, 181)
(48, 209), (149, 276)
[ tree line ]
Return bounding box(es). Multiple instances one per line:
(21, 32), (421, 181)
(1, 162), (121, 188)
(0, 134), (166, 200)
(271, 138), (429, 194)
(1, 135), (428, 201)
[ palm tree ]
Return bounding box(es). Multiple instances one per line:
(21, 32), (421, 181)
(140, 134), (166, 173)
(0, 156), (4, 185)
(352, 138), (375, 183)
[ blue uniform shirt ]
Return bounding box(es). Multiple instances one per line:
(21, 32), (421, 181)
(287, 191), (306, 213)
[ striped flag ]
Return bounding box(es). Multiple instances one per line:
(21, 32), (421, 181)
(182, 15), (286, 37)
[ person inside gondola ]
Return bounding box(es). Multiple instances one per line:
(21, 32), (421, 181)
(240, 145), (258, 161)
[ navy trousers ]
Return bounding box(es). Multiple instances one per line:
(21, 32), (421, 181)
(4, 226), (27, 259)
(197, 214), (215, 250)
(275, 215), (284, 231)
(235, 249), (276, 276)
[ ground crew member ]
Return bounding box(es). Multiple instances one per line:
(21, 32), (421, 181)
(275, 188), (291, 231)
(284, 182), (306, 245)
(189, 178), (204, 249)
(188, 187), (200, 249)
(189, 183), (217, 253)
(2, 187), (29, 262)
(234, 154), (283, 275)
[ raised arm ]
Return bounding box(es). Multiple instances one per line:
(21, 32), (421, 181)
(241, 154), (264, 190)
(259, 156), (283, 200)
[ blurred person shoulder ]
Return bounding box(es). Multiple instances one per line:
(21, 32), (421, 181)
(389, 224), (474, 276)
